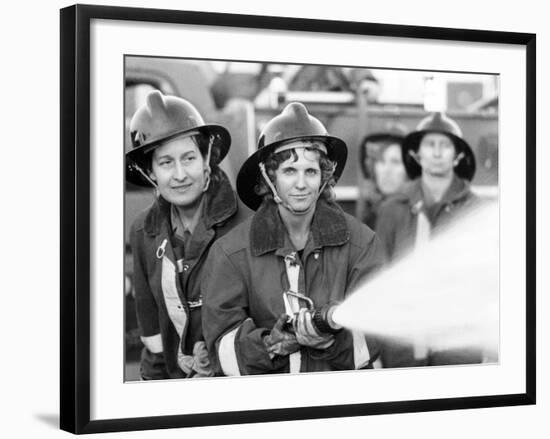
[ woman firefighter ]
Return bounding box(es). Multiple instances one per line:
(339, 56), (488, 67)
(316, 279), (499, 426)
(201, 102), (385, 375)
(126, 90), (245, 379)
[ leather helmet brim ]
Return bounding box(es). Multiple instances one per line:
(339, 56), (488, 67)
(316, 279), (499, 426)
(125, 124), (230, 187)
(401, 130), (476, 181)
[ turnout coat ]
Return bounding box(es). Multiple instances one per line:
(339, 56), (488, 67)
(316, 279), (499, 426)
(201, 199), (385, 376)
(374, 176), (482, 367)
(130, 173), (245, 379)
(375, 176), (478, 263)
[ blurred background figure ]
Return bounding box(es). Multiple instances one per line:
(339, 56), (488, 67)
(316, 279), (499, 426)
(376, 112), (482, 367)
(287, 65), (351, 92)
(287, 65), (380, 100)
(357, 123), (409, 229)
(376, 112), (478, 263)
(254, 65), (380, 109)
(374, 112), (482, 367)
(345, 68), (381, 102)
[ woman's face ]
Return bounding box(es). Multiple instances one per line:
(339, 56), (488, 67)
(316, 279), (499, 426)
(149, 136), (207, 208)
(274, 145), (322, 214)
(373, 143), (407, 196)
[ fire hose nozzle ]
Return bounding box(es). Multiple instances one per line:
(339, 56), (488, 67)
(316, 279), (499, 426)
(312, 304), (343, 335)
(282, 290), (342, 334)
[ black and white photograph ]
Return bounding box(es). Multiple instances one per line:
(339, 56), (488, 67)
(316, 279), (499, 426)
(4, 0), (549, 436)
(54, 3), (537, 435)
(123, 57), (500, 381)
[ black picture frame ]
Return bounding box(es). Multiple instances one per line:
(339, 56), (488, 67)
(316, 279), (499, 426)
(60, 4), (536, 434)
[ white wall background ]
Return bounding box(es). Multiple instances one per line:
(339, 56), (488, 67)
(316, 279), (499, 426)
(0, 0), (546, 437)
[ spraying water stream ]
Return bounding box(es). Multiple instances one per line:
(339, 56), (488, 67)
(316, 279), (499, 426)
(332, 201), (499, 362)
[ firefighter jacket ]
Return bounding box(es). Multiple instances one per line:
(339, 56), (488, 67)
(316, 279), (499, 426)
(201, 198), (385, 376)
(129, 172), (246, 379)
(373, 176), (482, 368)
(375, 176), (479, 263)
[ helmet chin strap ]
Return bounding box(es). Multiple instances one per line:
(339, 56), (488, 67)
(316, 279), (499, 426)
(202, 135), (214, 193)
(130, 161), (158, 189)
(408, 149), (420, 165)
(453, 152), (465, 167)
(258, 161), (335, 216)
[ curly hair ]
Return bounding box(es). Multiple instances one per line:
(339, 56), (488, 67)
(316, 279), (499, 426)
(254, 147), (336, 202)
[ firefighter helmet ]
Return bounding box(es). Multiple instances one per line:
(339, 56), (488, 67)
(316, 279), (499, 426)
(401, 112), (476, 181)
(236, 102), (347, 210)
(125, 90), (230, 187)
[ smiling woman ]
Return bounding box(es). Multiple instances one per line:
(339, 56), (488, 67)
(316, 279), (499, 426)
(125, 90), (246, 380)
(150, 136), (208, 221)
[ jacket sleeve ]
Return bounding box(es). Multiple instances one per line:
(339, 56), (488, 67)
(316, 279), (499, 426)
(308, 328), (379, 370)
(130, 221), (169, 380)
(313, 231), (385, 369)
(201, 242), (289, 376)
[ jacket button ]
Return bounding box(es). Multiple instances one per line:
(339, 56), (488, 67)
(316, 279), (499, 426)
(182, 264), (189, 271)
(313, 253), (319, 260)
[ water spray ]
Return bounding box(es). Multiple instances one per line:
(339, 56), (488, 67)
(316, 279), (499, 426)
(323, 202), (499, 362)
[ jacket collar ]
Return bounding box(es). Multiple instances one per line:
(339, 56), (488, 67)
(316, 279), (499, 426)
(250, 198), (349, 256)
(396, 175), (472, 212)
(143, 171), (238, 236)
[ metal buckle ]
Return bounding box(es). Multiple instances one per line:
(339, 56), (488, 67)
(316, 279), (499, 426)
(187, 298), (203, 309)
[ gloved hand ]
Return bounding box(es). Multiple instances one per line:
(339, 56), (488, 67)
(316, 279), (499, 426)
(263, 313), (300, 358)
(178, 341), (214, 378)
(140, 347), (169, 380)
(191, 341), (214, 377)
(293, 308), (335, 350)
